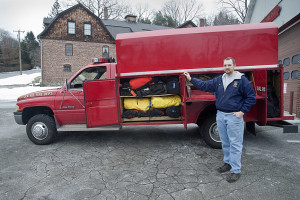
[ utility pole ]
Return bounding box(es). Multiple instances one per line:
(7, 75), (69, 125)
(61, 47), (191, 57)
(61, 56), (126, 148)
(14, 30), (24, 75)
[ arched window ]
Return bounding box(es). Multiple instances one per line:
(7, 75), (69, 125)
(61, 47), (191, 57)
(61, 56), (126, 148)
(292, 54), (299, 64)
(283, 58), (290, 66)
(291, 70), (298, 80)
(102, 46), (109, 58)
(63, 64), (71, 72)
(283, 72), (289, 80)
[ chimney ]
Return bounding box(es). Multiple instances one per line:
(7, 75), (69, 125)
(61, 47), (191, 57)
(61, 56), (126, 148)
(199, 18), (205, 27)
(43, 18), (53, 29)
(125, 14), (137, 23)
(104, 7), (108, 19)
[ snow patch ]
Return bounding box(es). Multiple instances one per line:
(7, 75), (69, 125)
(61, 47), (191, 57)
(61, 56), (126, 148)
(0, 69), (58, 101)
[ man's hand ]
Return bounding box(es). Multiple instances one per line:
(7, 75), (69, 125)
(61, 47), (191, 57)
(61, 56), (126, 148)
(233, 111), (244, 118)
(183, 72), (191, 81)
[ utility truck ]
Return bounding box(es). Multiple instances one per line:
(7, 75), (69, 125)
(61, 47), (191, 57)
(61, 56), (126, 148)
(14, 22), (296, 148)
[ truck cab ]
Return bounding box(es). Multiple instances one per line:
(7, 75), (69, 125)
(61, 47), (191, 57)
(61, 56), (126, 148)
(14, 59), (118, 145)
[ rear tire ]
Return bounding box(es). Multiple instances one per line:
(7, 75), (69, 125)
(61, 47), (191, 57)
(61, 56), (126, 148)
(199, 115), (222, 149)
(26, 114), (58, 145)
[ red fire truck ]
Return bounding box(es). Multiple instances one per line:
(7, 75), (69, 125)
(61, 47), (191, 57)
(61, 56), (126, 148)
(14, 22), (296, 148)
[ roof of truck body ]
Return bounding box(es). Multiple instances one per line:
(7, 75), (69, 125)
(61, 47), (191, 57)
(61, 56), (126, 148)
(116, 22), (278, 76)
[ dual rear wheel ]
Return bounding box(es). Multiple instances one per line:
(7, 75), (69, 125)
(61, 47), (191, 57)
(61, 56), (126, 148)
(199, 115), (222, 149)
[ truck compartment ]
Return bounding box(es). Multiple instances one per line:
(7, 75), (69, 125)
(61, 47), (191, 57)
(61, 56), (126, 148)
(119, 76), (183, 123)
(266, 70), (281, 118)
(185, 69), (282, 120)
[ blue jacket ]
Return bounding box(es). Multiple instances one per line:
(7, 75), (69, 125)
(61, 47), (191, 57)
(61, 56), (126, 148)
(190, 74), (256, 113)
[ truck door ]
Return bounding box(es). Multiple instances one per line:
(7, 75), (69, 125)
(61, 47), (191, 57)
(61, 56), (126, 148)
(84, 79), (119, 128)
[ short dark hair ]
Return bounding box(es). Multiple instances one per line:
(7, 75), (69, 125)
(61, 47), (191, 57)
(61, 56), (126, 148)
(224, 57), (236, 66)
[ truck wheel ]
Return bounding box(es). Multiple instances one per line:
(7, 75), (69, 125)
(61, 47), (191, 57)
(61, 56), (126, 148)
(26, 114), (58, 145)
(200, 115), (222, 149)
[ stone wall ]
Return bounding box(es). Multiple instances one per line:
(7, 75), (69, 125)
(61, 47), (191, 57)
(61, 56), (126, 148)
(41, 39), (116, 86)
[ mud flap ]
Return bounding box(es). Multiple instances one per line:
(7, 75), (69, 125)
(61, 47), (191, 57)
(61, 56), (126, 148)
(267, 121), (298, 133)
(246, 122), (256, 136)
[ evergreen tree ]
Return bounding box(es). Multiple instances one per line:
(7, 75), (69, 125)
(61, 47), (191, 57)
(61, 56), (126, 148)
(22, 32), (40, 68)
(152, 11), (177, 27)
(138, 18), (151, 24)
(48, 0), (62, 18)
(21, 42), (31, 67)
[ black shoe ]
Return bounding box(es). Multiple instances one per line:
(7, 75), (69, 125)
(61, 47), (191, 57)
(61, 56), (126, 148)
(217, 163), (231, 173)
(226, 173), (241, 183)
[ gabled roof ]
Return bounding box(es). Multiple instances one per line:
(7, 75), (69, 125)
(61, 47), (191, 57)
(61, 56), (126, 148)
(177, 20), (197, 28)
(38, 3), (171, 40)
(102, 19), (172, 39)
(38, 3), (114, 39)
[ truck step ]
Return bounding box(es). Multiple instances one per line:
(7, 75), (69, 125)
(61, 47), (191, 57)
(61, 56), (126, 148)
(57, 124), (121, 132)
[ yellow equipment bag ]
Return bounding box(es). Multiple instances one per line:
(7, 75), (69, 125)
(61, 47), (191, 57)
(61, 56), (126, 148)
(124, 98), (151, 111)
(151, 95), (181, 109)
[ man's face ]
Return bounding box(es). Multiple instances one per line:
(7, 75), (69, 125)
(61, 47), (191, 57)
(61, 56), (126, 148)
(223, 59), (235, 75)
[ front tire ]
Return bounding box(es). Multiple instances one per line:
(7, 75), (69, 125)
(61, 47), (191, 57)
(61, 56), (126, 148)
(26, 114), (58, 145)
(200, 115), (222, 149)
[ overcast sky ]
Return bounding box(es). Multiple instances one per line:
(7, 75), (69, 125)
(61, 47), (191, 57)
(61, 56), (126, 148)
(0, 0), (219, 40)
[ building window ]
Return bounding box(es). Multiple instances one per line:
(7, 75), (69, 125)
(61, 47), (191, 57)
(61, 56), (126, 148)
(283, 58), (290, 66)
(102, 46), (109, 58)
(84, 23), (91, 35)
(68, 21), (75, 34)
(64, 65), (71, 72)
(65, 44), (73, 56)
(278, 60), (282, 65)
(291, 70), (298, 80)
(284, 72), (289, 80)
(292, 54), (299, 64)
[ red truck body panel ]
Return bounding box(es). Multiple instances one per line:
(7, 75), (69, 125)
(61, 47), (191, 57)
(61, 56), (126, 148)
(116, 23), (278, 76)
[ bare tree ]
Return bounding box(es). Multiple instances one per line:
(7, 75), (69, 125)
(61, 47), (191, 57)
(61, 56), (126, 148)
(162, 0), (204, 26)
(133, 3), (154, 23)
(48, 0), (62, 18)
(64, 0), (131, 19)
(0, 29), (19, 68)
(219, 0), (248, 23)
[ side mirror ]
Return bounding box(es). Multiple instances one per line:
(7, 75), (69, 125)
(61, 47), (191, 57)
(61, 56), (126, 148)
(64, 79), (69, 91)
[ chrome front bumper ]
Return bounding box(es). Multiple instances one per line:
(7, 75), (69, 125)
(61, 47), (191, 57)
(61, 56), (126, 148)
(14, 111), (24, 125)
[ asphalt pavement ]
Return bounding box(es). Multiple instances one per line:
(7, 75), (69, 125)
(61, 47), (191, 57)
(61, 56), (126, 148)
(0, 101), (299, 200)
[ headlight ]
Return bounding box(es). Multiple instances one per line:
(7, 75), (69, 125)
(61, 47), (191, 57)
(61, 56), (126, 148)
(16, 105), (20, 111)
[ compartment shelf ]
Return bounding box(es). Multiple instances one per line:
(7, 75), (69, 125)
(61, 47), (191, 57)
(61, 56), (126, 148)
(122, 116), (181, 122)
(120, 94), (177, 98)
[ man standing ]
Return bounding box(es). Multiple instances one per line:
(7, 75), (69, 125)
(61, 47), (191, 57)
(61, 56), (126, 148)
(184, 57), (256, 183)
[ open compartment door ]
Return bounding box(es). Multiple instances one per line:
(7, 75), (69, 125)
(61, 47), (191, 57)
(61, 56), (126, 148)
(251, 70), (267, 125)
(84, 80), (119, 128)
(180, 75), (187, 129)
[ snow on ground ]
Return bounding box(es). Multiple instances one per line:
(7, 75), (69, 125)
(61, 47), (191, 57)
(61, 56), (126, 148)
(0, 69), (58, 101)
(0, 69), (41, 86)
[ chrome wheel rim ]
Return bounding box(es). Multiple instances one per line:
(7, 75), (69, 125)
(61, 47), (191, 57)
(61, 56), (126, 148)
(31, 122), (48, 140)
(209, 122), (220, 142)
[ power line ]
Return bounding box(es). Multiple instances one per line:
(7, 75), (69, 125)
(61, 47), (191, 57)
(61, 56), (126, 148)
(13, 30), (25, 75)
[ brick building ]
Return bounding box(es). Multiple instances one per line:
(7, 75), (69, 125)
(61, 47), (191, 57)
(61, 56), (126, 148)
(245, 0), (300, 116)
(38, 3), (171, 86)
